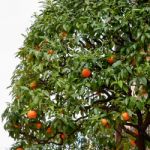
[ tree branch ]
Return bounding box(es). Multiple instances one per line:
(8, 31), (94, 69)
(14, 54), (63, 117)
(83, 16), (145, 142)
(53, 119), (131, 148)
(127, 23), (136, 42)
(75, 115), (88, 122)
(122, 125), (137, 138)
(136, 109), (143, 126)
(143, 111), (150, 130)
(19, 131), (64, 146)
(125, 122), (138, 128)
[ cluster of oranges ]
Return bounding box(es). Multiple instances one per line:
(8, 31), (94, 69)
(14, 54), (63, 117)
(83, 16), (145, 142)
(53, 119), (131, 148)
(33, 31), (68, 55)
(100, 112), (138, 147)
(24, 41), (130, 149)
(100, 112), (131, 128)
(26, 110), (66, 134)
(15, 109), (66, 150)
(81, 55), (116, 78)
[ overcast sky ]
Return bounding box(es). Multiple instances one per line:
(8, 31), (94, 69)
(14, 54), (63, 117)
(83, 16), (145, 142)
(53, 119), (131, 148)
(0, 1), (40, 149)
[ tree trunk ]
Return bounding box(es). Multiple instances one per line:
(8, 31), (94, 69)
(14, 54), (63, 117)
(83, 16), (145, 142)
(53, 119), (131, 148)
(136, 135), (146, 150)
(115, 125), (124, 150)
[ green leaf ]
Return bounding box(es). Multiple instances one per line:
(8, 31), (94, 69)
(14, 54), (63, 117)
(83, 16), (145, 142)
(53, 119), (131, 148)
(20, 86), (29, 91)
(118, 80), (123, 88)
(112, 60), (122, 68)
(3, 0), (150, 149)
(139, 77), (147, 86)
(136, 101), (144, 110)
(126, 66), (132, 74)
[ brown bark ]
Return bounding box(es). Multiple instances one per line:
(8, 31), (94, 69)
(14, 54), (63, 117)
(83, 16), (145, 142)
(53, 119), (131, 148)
(115, 125), (124, 150)
(136, 109), (146, 150)
(136, 135), (146, 150)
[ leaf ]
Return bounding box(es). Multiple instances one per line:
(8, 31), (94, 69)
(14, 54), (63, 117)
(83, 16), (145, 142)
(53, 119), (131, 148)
(38, 64), (43, 72)
(123, 85), (129, 93)
(124, 98), (129, 106)
(136, 101), (144, 110)
(118, 80), (123, 88)
(112, 60), (122, 68)
(94, 108), (99, 115)
(126, 66), (132, 74)
(48, 105), (54, 111)
(43, 90), (50, 97)
(105, 78), (110, 86)
(129, 97), (136, 108)
(3, 0), (150, 149)
(141, 35), (145, 43)
(20, 86), (29, 91)
(139, 77), (147, 86)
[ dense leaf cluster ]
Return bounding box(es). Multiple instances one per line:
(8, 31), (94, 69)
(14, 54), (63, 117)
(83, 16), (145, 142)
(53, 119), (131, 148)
(2, 0), (150, 149)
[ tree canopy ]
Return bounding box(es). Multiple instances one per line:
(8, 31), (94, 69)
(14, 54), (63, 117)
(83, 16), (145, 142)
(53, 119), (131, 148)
(2, 0), (150, 149)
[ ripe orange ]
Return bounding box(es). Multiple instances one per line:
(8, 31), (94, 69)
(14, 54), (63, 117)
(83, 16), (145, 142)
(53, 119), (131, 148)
(121, 112), (130, 121)
(16, 147), (24, 150)
(81, 68), (91, 78)
(59, 31), (67, 39)
(27, 110), (37, 119)
(101, 118), (108, 126)
(46, 127), (52, 134)
(106, 55), (115, 64)
(29, 81), (37, 90)
(60, 133), (66, 140)
(130, 139), (136, 146)
(47, 50), (54, 55)
(35, 122), (42, 129)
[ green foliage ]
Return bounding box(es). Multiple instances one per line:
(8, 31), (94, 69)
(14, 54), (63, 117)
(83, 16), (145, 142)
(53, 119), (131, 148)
(2, 0), (150, 149)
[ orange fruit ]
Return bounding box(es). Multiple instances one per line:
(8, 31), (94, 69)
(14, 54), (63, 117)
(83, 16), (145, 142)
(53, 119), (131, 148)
(59, 31), (67, 39)
(29, 81), (37, 90)
(121, 112), (130, 121)
(81, 68), (91, 78)
(27, 110), (37, 119)
(101, 118), (108, 126)
(46, 127), (52, 134)
(16, 147), (24, 150)
(106, 55), (115, 64)
(35, 122), (42, 129)
(130, 139), (136, 146)
(47, 50), (54, 55)
(60, 133), (66, 140)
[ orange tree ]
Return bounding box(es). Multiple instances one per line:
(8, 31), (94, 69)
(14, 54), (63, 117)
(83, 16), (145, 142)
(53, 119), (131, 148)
(2, 0), (150, 149)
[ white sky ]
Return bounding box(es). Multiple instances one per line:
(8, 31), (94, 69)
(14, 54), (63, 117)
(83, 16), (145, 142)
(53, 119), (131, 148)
(0, 1), (40, 149)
